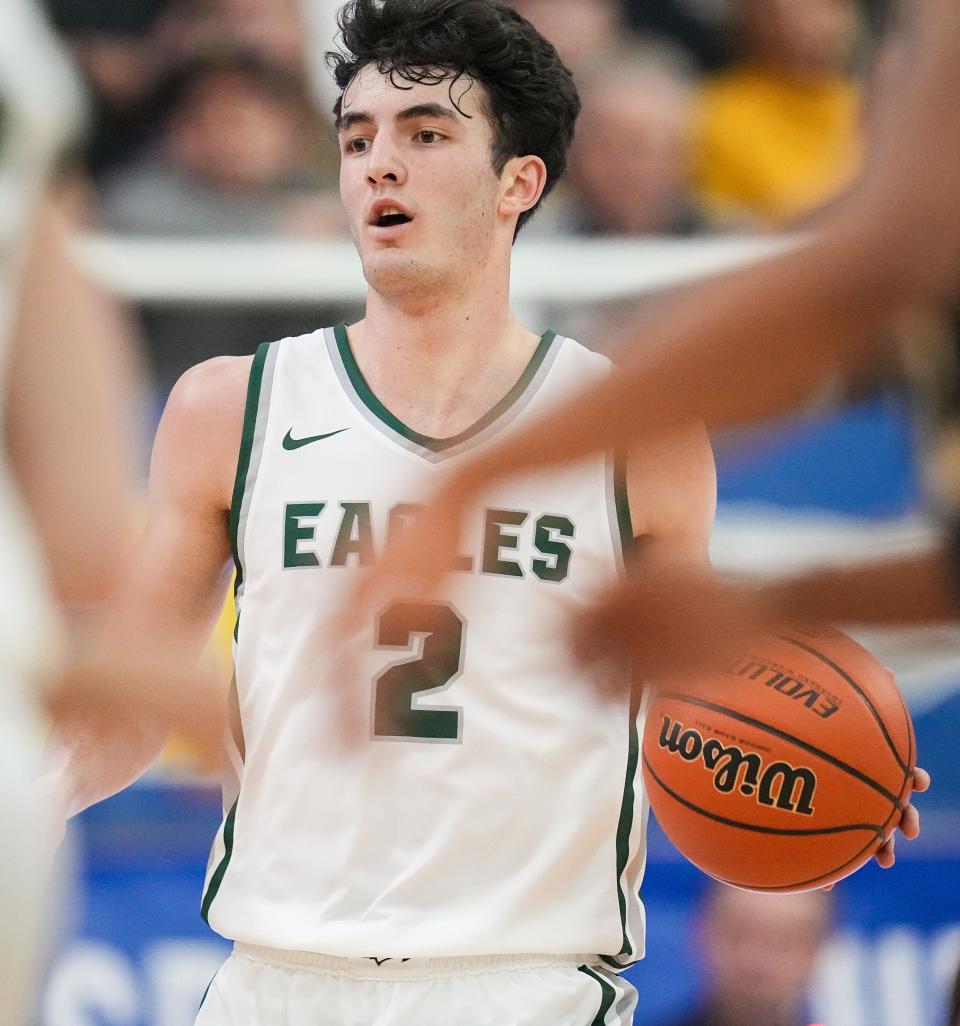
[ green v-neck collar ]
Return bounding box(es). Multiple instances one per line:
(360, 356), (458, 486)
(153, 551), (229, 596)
(329, 322), (560, 462)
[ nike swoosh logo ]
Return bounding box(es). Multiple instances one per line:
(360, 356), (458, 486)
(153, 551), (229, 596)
(282, 428), (350, 450)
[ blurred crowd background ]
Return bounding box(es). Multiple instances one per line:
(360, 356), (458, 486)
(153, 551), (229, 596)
(45, 0), (890, 396)
(36, 2), (960, 1026)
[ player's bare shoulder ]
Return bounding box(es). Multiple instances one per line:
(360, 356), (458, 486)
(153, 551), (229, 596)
(153, 355), (254, 513)
(166, 354), (252, 423)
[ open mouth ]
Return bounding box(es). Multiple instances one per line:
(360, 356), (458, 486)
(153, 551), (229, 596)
(376, 212), (413, 228)
(370, 203), (414, 229)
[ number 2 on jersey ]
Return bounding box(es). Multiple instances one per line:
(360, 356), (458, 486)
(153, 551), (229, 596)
(373, 601), (465, 741)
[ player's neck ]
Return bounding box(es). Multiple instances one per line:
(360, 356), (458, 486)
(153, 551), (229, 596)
(348, 282), (541, 440)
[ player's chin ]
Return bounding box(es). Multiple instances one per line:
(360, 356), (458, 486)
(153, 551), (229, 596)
(363, 253), (442, 297)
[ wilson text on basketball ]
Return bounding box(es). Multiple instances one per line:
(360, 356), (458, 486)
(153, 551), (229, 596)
(658, 715), (818, 816)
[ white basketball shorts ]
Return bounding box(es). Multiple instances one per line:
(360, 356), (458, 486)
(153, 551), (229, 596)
(195, 944), (638, 1026)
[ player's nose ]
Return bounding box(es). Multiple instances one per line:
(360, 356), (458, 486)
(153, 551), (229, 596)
(366, 135), (407, 187)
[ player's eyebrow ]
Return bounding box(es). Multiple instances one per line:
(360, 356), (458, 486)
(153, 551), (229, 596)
(336, 103), (462, 133)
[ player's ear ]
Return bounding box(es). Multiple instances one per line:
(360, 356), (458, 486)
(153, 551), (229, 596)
(498, 155), (547, 221)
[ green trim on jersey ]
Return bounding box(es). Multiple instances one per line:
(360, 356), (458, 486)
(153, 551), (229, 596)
(605, 449), (642, 969)
(229, 342), (270, 575)
(204, 346), (269, 924)
(604, 686), (641, 969)
(579, 965), (617, 1026)
(612, 450), (634, 558)
(229, 341), (271, 639)
(332, 322), (557, 453)
(201, 799), (238, 924)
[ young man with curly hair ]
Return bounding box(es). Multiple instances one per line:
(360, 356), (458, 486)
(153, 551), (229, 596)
(53, 1), (715, 1022)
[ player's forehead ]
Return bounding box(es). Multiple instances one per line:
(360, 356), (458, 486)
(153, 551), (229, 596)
(338, 63), (488, 129)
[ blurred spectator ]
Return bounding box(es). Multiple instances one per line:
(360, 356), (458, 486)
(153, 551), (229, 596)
(666, 883), (833, 1026)
(694, 0), (864, 226)
(96, 47), (342, 398)
(98, 48), (341, 237)
(561, 50), (717, 236)
(509, 0), (628, 74)
(158, 0), (310, 76)
(621, 0), (733, 72)
(43, 0), (174, 179)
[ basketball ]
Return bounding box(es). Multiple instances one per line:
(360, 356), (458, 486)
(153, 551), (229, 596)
(641, 625), (916, 892)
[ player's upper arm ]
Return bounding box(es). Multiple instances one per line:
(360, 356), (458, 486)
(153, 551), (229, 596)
(625, 421), (716, 566)
(147, 355), (251, 525)
(108, 355), (252, 647)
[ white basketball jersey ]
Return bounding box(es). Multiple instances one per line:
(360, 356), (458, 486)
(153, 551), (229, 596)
(203, 325), (648, 967)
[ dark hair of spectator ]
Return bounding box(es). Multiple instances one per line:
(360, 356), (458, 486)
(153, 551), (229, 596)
(325, 0), (581, 234)
(161, 47), (311, 115)
(44, 0), (171, 36)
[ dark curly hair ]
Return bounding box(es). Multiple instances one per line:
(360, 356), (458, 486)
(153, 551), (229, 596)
(326, 0), (580, 234)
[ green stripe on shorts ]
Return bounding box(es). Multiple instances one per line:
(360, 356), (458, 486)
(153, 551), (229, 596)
(579, 965), (617, 1026)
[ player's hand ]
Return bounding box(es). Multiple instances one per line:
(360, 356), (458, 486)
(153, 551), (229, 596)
(571, 555), (773, 689)
(329, 473), (476, 645)
(874, 767), (931, 869)
(44, 639), (227, 776)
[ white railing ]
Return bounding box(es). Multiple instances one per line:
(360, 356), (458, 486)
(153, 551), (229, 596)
(73, 233), (795, 305)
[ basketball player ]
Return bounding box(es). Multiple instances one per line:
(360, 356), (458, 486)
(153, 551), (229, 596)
(343, 0), (957, 858)
(1, 5), (224, 1022)
(48, 1), (719, 1022)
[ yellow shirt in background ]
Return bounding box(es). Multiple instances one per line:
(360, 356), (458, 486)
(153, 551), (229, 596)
(695, 64), (862, 225)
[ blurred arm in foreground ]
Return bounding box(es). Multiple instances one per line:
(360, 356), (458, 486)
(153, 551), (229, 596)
(13, 201), (228, 821)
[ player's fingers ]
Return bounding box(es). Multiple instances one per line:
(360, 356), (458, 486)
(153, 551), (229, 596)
(913, 767), (931, 793)
(875, 834), (896, 869)
(899, 801), (920, 840)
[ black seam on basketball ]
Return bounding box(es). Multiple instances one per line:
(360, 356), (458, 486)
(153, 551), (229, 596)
(883, 766), (912, 842)
(657, 691), (905, 809)
(896, 690), (916, 820)
(892, 684), (916, 780)
(643, 753), (884, 838)
(881, 794), (902, 837)
(713, 830), (883, 891)
(778, 635), (909, 773)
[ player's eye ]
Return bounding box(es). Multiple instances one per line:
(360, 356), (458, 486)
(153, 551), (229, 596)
(416, 130), (444, 145)
(344, 137), (370, 154)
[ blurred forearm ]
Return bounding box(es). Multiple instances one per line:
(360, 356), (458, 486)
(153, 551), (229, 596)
(768, 548), (960, 627)
(43, 700), (169, 819)
(5, 199), (143, 606)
